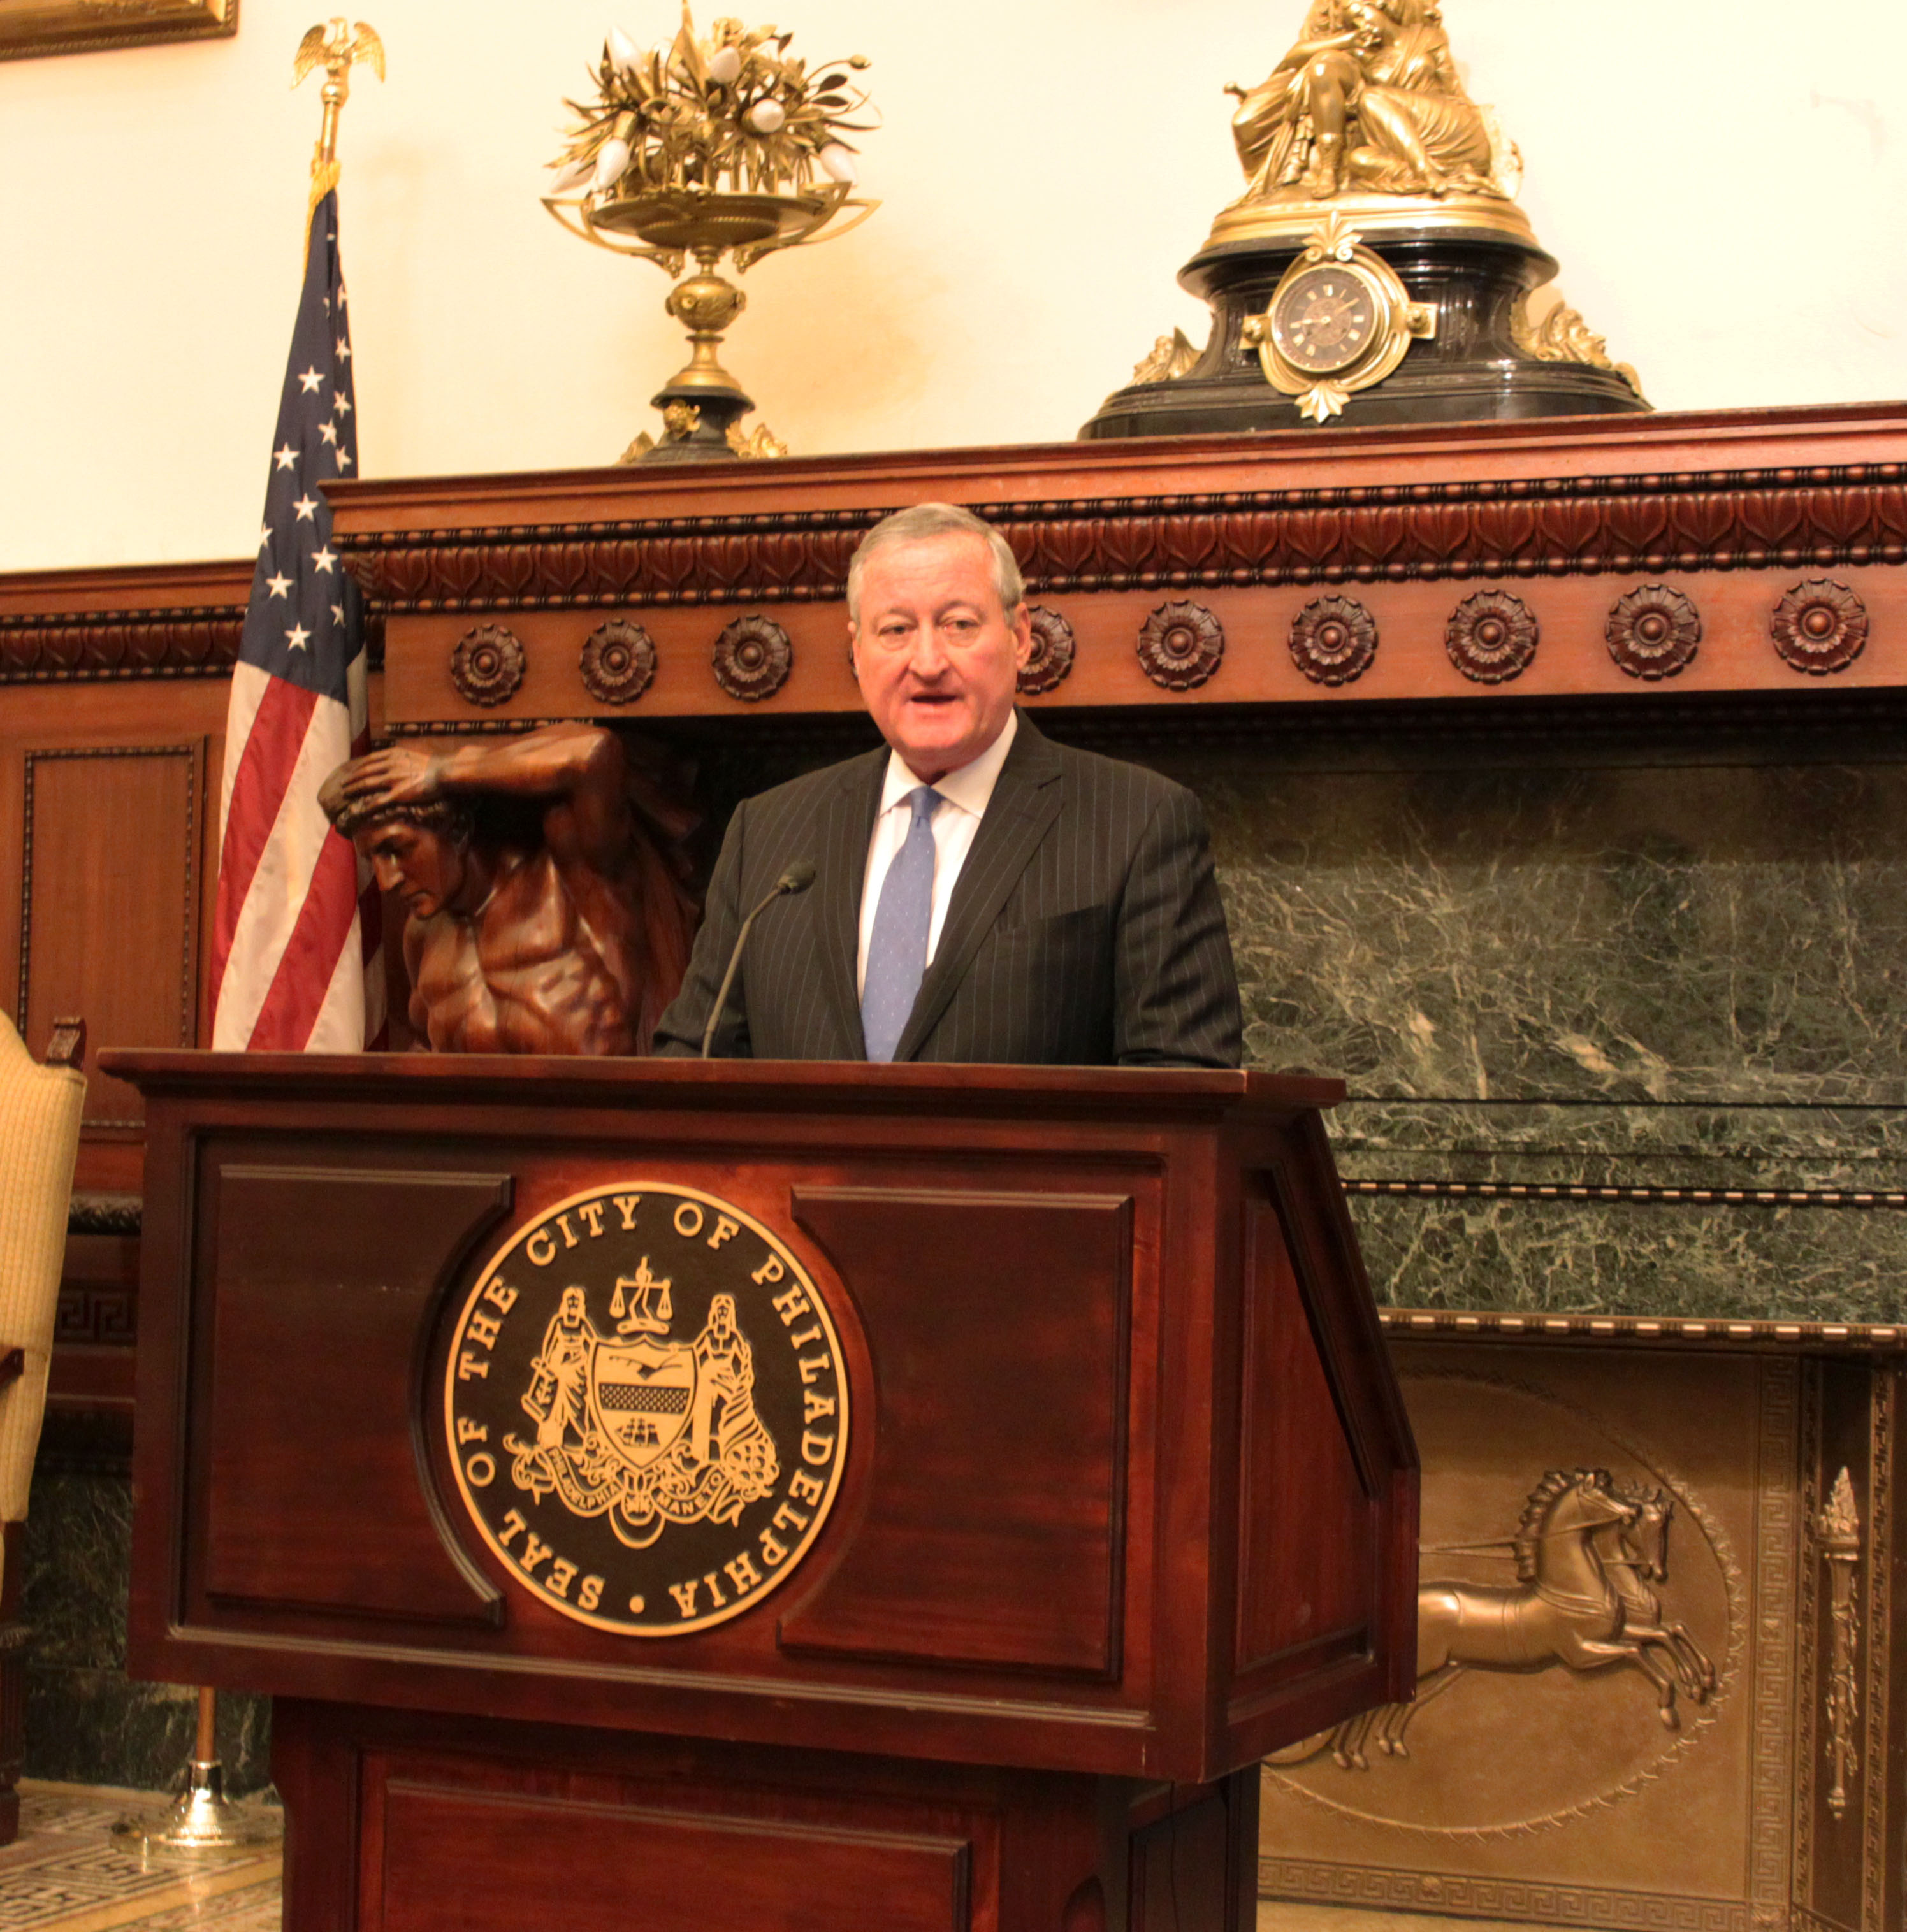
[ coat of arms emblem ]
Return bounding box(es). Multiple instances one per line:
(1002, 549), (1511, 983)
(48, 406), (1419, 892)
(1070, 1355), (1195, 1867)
(443, 1183), (849, 1636)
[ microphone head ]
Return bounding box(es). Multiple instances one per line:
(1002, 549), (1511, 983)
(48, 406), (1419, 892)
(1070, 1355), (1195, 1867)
(778, 860), (817, 895)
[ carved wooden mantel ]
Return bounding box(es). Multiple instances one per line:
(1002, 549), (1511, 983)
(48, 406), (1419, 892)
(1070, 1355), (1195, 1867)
(305, 401), (1907, 732)
(5, 403), (1902, 720)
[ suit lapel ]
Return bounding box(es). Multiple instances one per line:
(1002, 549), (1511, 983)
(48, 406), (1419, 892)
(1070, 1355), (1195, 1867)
(895, 714), (1063, 1062)
(813, 751), (885, 1058)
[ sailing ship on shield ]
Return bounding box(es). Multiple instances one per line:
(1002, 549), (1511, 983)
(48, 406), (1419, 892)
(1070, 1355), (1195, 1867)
(504, 1258), (779, 1548)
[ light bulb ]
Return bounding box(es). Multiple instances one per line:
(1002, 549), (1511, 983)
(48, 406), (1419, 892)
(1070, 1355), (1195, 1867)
(591, 136), (632, 193)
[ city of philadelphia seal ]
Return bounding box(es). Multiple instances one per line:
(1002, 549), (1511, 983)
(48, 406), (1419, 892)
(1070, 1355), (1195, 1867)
(442, 1181), (849, 1636)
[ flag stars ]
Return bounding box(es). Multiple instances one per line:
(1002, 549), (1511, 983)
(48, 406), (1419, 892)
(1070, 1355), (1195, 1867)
(331, 602), (347, 625)
(266, 572), (293, 600)
(334, 449), (354, 471)
(285, 623), (312, 652)
(336, 337), (352, 361)
(297, 367), (324, 393)
(319, 421), (340, 447)
(311, 547), (338, 574)
(259, 523), (272, 550)
(273, 443), (298, 472)
(293, 494), (319, 521)
(333, 393), (352, 416)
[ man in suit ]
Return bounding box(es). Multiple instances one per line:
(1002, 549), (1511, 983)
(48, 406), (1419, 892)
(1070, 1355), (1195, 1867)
(651, 503), (1240, 1066)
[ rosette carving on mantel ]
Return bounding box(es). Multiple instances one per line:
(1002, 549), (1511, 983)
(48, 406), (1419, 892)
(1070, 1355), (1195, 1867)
(1136, 602), (1224, 691)
(579, 621), (657, 705)
(449, 624), (526, 707)
(1770, 580), (1868, 677)
(1017, 606), (1076, 696)
(1445, 589), (1537, 684)
(712, 614), (792, 702)
(1606, 586), (1700, 682)
(1290, 594), (1377, 686)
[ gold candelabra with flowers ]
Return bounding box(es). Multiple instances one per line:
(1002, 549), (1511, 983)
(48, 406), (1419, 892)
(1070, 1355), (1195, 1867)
(544, 8), (877, 463)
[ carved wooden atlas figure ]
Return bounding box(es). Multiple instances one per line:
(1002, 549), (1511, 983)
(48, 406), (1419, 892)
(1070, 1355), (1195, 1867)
(1275, 1467), (1719, 1771)
(319, 723), (699, 1054)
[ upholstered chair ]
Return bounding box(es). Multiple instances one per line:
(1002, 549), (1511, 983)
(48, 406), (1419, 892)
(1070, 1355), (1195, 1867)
(0, 1013), (85, 1843)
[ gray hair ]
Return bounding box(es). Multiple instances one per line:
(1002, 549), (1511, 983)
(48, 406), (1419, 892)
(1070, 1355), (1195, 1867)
(846, 503), (1025, 625)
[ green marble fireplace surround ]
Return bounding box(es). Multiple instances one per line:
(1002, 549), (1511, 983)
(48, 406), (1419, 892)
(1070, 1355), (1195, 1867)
(1193, 697), (1907, 1329)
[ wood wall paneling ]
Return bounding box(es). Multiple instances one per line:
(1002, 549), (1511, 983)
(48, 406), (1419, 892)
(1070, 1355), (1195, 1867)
(18, 744), (203, 1131)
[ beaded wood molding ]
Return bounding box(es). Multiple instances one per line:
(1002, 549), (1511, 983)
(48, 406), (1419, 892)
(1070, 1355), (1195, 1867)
(0, 605), (245, 683)
(0, 561), (388, 686)
(335, 458), (1907, 614)
(319, 403), (1907, 728)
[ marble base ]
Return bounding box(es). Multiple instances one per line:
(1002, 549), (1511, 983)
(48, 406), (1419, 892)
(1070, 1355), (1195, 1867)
(19, 1466), (271, 1794)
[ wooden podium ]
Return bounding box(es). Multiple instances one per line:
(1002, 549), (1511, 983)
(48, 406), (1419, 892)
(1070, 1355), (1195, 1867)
(106, 1052), (1416, 1932)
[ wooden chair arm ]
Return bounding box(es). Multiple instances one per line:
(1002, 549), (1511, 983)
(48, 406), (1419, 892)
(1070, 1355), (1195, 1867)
(43, 1018), (86, 1072)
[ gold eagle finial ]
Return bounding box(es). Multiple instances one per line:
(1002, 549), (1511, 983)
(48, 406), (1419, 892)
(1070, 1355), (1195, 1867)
(294, 18), (385, 222)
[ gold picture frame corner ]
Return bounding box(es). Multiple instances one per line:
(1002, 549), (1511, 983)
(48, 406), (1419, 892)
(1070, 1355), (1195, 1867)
(0, 0), (237, 64)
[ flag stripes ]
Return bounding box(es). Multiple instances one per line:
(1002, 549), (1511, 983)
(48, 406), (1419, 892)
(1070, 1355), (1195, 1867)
(209, 189), (383, 1053)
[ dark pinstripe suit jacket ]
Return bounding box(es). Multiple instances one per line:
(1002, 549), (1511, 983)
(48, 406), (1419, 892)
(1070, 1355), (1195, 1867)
(652, 715), (1240, 1067)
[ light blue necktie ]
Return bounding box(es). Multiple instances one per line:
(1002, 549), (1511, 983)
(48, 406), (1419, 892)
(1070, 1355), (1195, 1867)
(861, 786), (940, 1062)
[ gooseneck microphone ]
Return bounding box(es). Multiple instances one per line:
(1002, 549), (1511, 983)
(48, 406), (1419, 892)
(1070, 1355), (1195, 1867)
(700, 860), (816, 1058)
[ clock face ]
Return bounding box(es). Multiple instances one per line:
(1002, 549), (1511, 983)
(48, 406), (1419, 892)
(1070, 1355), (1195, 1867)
(1270, 264), (1382, 376)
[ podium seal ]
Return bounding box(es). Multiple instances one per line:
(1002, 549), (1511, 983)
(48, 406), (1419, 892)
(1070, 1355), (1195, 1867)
(443, 1181), (849, 1636)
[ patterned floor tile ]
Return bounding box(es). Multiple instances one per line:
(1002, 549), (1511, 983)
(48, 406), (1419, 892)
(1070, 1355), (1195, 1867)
(0, 1785), (280, 1932)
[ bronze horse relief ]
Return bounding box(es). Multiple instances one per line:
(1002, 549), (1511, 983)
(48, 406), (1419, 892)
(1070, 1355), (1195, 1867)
(1277, 1467), (1720, 1771)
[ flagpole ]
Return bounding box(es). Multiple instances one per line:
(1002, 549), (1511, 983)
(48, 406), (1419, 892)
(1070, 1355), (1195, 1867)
(120, 21), (387, 1853)
(208, 17), (387, 1056)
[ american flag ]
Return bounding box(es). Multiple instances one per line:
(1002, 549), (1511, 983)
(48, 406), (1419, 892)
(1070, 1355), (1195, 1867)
(209, 190), (384, 1051)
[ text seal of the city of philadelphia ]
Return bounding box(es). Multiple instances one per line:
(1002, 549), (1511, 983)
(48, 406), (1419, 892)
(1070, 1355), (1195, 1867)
(444, 1182), (849, 1636)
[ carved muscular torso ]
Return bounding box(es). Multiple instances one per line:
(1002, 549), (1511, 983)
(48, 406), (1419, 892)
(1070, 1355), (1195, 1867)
(405, 842), (639, 1055)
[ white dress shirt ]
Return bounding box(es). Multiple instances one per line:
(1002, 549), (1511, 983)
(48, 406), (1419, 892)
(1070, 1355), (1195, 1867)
(855, 711), (1019, 998)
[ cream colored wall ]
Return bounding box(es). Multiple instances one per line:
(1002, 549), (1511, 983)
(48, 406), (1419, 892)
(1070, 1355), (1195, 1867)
(1, 0), (1901, 573)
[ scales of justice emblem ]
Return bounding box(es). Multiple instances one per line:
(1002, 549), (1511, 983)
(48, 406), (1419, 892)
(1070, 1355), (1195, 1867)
(510, 1260), (778, 1543)
(443, 1182), (849, 1636)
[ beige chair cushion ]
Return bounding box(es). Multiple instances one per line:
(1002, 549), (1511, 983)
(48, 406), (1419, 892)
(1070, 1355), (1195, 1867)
(0, 1014), (85, 1570)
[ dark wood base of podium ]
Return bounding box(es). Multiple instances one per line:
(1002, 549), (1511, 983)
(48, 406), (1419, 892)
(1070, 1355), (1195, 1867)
(273, 1701), (1259, 1932)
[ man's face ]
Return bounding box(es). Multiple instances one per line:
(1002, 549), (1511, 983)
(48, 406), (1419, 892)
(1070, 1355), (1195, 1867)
(361, 819), (464, 919)
(849, 533), (1032, 783)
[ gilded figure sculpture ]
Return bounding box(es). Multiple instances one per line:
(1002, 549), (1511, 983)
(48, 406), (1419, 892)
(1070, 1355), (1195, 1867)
(1226, 0), (1513, 208)
(1082, 0), (1648, 436)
